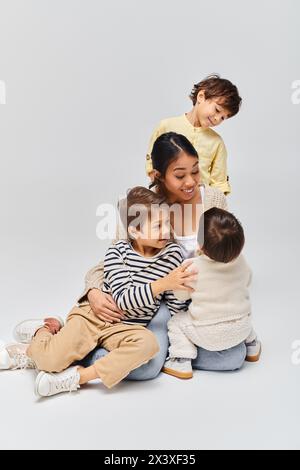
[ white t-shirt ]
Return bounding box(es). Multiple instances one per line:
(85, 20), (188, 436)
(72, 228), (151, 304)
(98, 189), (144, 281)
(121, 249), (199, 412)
(175, 185), (205, 260)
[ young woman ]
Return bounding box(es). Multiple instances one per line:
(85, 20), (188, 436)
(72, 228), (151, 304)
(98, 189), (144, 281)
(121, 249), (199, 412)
(80, 132), (247, 378)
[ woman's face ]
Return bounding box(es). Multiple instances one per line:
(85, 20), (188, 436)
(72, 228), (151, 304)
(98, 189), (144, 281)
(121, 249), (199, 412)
(162, 152), (201, 202)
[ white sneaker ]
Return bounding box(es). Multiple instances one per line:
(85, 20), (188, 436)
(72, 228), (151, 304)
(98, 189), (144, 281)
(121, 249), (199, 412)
(13, 316), (64, 344)
(35, 366), (80, 397)
(162, 358), (193, 379)
(0, 342), (36, 370)
(245, 338), (262, 362)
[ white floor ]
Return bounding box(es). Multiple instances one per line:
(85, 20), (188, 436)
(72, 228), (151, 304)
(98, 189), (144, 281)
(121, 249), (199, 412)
(1, 243), (300, 450)
(1, 320), (299, 450)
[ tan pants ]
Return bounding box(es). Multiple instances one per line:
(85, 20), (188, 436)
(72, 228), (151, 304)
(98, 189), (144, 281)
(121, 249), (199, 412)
(27, 304), (159, 388)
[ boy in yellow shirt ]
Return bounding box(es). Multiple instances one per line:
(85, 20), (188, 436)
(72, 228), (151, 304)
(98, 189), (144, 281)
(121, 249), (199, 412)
(146, 74), (242, 194)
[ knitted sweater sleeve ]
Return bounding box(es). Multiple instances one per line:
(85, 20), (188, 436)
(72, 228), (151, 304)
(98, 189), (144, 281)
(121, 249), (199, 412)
(77, 260), (105, 304)
(203, 185), (228, 211)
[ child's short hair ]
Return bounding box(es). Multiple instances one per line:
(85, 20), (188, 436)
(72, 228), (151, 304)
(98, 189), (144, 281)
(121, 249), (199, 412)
(198, 207), (245, 263)
(119, 186), (167, 239)
(190, 74), (242, 117)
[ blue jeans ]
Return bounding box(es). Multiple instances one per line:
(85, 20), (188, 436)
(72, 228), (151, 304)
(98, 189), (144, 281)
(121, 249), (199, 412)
(81, 302), (246, 380)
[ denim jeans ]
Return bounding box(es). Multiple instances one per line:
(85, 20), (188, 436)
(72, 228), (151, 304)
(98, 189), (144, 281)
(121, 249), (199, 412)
(80, 302), (246, 380)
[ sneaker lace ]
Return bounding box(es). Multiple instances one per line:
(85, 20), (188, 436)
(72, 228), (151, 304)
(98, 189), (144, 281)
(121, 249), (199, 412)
(50, 373), (79, 394)
(167, 357), (189, 363)
(12, 353), (35, 370)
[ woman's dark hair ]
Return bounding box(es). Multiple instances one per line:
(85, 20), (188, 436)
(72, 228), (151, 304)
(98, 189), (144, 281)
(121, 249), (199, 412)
(150, 132), (199, 195)
(198, 207), (245, 263)
(190, 74), (242, 117)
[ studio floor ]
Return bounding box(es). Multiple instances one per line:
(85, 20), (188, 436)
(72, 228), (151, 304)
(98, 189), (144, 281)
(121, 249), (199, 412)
(1, 310), (299, 450)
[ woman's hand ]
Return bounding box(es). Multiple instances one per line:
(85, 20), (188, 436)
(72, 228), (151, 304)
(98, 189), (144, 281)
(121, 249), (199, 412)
(87, 289), (125, 323)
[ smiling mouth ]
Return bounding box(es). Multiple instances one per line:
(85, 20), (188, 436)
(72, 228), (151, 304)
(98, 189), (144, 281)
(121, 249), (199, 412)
(182, 188), (195, 195)
(208, 117), (214, 126)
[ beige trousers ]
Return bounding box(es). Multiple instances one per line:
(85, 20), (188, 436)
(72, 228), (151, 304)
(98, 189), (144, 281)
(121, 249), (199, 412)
(27, 304), (159, 388)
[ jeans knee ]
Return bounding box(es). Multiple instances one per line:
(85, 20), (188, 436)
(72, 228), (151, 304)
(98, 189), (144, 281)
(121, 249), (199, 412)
(126, 333), (164, 381)
(146, 352), (166, 379)
(128, 356), (163, 381)
(228, 342), (247, 371)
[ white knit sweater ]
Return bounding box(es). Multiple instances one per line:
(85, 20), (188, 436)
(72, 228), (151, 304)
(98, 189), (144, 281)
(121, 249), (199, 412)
(174, 254), (253, 351)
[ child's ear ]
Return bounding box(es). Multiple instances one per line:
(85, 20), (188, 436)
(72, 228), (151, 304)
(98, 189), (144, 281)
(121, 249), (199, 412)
(197, 90), (205, 103)
(128, 226), (140, 240)
(153, 170), (162, 180)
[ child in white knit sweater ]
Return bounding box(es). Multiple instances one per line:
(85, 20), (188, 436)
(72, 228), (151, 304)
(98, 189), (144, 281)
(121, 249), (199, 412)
(163, 207), (261, 379)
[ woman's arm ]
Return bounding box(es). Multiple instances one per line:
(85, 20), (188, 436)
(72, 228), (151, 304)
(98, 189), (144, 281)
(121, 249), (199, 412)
(78, 261), (125, 323)
(81, 261), (105, 301)
(204, 184), (228, 211)
(77, 207), (127, 322)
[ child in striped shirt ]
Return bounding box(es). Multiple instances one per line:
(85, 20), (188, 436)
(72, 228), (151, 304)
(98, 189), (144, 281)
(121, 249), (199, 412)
(103, 186), (195, 326)
(0, 187), (196, 398)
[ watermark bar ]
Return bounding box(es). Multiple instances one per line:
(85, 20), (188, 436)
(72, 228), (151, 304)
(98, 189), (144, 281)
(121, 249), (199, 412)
(102, 451), (198, 466)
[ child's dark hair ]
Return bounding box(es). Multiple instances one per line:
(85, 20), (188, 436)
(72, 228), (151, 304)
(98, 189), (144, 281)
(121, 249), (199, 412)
(119, 186), (167, 239)
(198, 207), (245, 263)
(190, 74), (242, 117)
(149, 132), (199, 195)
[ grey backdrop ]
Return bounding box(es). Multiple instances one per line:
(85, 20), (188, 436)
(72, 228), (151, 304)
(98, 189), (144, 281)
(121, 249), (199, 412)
(0, 0), (299, 450)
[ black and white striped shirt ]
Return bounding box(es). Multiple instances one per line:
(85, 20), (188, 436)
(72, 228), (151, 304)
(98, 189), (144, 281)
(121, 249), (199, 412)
(103, 240), (189, 325)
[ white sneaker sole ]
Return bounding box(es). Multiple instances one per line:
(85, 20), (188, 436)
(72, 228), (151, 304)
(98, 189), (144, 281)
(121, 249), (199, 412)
(35, 370), (47, 397)
(162, 366), (193, 379)
(246, 344), (262, 362)
(13, 316), (65, 344)
(35, 369), (80, 397)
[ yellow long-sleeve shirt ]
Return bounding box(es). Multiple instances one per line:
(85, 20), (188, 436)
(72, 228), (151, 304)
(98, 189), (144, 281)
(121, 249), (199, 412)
(146, 114), (231, 194)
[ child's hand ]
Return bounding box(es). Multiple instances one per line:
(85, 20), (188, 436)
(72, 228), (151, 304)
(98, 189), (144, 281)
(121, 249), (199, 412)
(182, 259), (199, 275)
(88, 289), (125, 323)
(163, 260), (198, 292)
